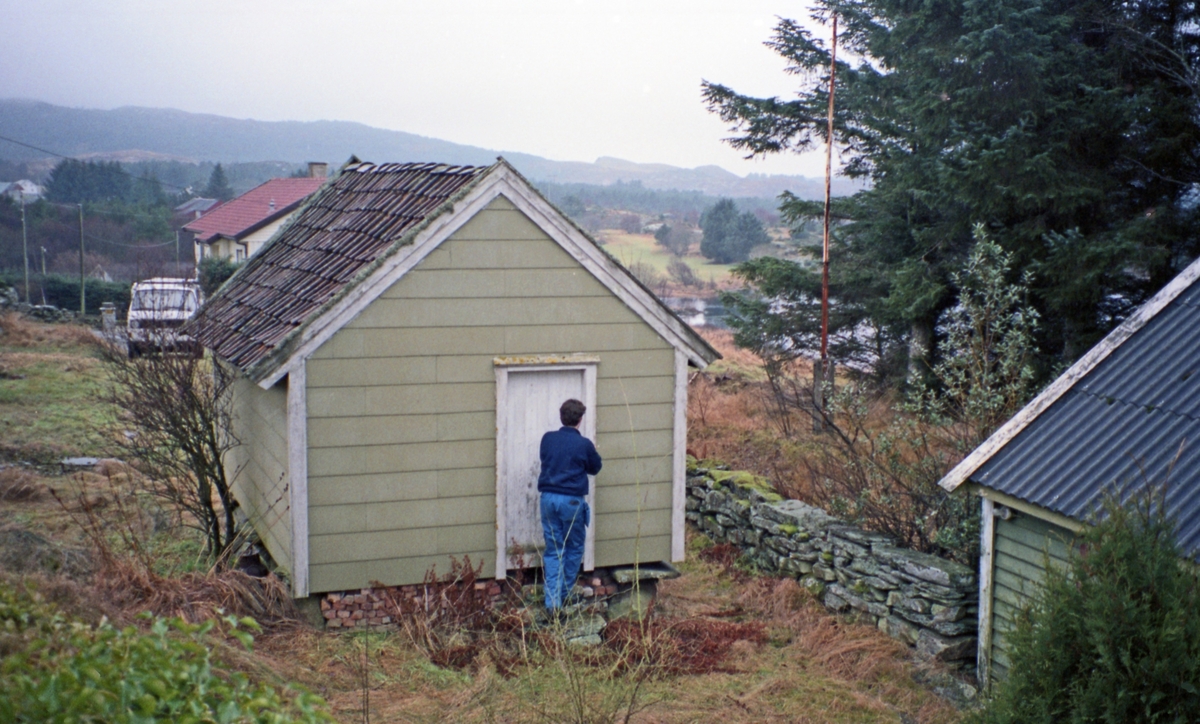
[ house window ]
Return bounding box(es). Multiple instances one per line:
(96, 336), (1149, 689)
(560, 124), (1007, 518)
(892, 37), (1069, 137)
(235, 248), (246, 262)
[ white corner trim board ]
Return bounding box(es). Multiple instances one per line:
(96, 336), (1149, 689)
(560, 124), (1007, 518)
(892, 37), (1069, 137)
(977, 496), (996, 687)
(671, 350), (688, 562)
(286, 360), (310, 598)
(939, 254), (1200, 492)
(259, 164), (711, 390)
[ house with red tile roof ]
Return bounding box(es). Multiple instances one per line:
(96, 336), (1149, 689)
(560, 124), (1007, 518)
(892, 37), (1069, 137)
(185, 169), (326, 262)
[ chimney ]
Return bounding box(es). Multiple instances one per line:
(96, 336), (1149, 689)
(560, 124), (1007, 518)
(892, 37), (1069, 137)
(307, 162), (328, 178)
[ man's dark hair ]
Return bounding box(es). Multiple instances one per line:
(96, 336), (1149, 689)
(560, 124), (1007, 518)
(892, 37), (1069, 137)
(560, 399), (586, 427)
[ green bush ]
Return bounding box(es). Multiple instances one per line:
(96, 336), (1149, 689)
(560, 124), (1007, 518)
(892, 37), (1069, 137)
(0, 582), (330, 723)
(0, 271), (132, 316)
(198, 256), (242, 297)
(975, 494), (1200, 723)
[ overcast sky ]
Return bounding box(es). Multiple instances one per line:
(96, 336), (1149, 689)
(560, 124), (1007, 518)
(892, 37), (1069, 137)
(0, 0), (834, 178)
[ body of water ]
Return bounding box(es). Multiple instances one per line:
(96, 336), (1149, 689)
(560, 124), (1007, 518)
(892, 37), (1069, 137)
(664, 296), (727, 329)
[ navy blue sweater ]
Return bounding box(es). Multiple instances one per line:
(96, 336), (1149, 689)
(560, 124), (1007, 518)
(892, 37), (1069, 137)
(537, 426), (602, 497)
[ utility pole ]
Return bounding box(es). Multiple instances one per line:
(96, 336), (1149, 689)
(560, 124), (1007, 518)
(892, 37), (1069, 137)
(815, 14), (838, 433)
(175, 229), (180, 276)
(20, 193), (28, 304)
(78, 203), (85, 315)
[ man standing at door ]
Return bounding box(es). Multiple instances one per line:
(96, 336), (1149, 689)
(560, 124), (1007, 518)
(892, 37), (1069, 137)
(538, 398), (602, 613)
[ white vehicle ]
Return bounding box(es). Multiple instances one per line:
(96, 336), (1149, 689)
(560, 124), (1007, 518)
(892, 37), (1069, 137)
(126, 278), (203, 357)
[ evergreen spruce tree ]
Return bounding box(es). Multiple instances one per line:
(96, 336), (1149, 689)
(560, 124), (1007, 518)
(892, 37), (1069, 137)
(202, 164), (234, 201)
(700, 198), (768, 263)
(976, 492), (1200, 723)
(704, 0), (1200, 371)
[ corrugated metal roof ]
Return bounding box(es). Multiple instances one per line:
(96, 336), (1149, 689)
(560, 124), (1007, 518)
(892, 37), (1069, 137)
(189, 161), (486, 371)
(976, 277), (1200, 556)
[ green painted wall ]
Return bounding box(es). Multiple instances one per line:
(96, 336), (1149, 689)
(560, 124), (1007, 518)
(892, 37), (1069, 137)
(304, 195), (677, 593)
(989, 512), (1074, 680)
(228, 374), (292, 574)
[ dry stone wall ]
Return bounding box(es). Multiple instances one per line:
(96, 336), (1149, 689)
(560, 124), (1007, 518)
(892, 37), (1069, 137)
(686, 461), (978, 666)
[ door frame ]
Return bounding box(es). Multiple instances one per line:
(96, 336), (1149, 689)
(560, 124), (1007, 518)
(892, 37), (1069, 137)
(494, 355), (598, 580)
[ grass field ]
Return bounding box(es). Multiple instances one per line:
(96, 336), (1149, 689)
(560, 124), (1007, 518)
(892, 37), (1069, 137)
(0, 315), (117, 463)
(596, 230), (739, 289)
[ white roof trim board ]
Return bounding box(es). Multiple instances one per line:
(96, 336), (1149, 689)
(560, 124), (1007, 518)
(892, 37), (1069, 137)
(257, 161), (716, 390)
(939, 254), (1200, 492)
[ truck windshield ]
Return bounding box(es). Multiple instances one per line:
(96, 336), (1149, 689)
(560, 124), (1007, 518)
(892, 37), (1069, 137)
(131, 289), (197, 312)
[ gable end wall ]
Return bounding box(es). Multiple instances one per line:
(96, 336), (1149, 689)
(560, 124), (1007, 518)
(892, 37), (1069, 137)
(303, 196), (677, 593)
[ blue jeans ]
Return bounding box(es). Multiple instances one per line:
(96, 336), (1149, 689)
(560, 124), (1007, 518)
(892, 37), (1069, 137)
(540, 492), (589, 610)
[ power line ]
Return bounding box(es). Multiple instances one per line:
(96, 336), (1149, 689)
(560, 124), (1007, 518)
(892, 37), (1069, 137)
(0, 132), (194, 192)
(39, 197), (182, 224)
(85, 233), (177, 250)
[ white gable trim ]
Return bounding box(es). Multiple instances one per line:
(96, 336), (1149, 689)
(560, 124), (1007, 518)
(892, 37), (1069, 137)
(259, 163), (711, 390)
(940, 255), (1200, 492)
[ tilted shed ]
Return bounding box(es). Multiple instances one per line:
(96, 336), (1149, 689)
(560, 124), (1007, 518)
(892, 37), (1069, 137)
(190, 158), (719, 598)
(939, 255), (1200, 686)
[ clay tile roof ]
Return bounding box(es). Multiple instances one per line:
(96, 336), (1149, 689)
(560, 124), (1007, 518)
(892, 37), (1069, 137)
(189, 161), (488, 373)
(183, 177), (325, 243)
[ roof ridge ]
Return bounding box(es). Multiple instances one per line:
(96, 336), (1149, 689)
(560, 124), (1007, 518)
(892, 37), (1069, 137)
(1074, 387), (1200, 426)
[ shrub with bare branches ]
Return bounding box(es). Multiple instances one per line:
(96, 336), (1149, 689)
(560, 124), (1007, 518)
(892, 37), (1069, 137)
(722, 229), (1040, 563)
(97, 332), (242, 564)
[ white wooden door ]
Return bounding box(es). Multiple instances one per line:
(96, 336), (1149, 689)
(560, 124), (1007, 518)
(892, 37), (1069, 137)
(496, 366), (595, 574)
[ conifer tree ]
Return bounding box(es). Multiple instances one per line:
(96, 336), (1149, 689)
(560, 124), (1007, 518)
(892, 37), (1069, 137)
(704, 0), (1200, 370)
(977, 492), (1200, 722)
(202, 164), (234, 201)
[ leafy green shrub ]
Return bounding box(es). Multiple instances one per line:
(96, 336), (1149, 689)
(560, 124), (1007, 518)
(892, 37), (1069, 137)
(0, 582), (330, 723)
(198, 256), (242, 297)
(975, 494), (1200, 723)
(0, 271), (132, 316)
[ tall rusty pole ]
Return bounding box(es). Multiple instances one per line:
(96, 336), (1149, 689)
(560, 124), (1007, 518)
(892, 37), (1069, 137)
(815, 15), (838, 431)
(20, 193), (29, 303)
(78, 203), (85, 315)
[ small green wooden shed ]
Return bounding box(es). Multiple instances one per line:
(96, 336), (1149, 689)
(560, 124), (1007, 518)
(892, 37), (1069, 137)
(939, 255), (1200, 686)
(190, 158), (719, 598)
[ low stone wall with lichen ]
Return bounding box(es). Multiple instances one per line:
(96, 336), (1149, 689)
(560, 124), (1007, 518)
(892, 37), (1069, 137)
(686, 459), (978, 666)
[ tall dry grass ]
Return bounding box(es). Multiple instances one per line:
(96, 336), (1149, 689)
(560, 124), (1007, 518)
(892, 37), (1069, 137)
(0, 312), (96, 348)
(688, 330), (822, 500)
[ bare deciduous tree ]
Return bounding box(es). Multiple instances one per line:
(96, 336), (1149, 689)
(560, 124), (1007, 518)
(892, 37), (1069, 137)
(99, 332), (242, 563)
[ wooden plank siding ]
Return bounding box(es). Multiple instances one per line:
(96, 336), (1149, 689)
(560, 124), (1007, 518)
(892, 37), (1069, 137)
(228, 376), (293, 574)
(304, 197), (677, 593)
(988, 512), (1074, 681)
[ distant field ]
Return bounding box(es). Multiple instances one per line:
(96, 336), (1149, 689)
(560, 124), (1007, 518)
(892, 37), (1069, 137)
(596, 231), (737, 288)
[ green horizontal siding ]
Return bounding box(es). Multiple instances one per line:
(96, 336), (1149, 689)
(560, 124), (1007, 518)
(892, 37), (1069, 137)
(595, 535), (671, 567)
(593, 482), (672, 514)
(303, 197), (679, 591)
(307, 467), (493, 507)
(228, 375), (292, 575)
(310, 548), (494, 593)
(596, 403), (673, 434)
(989, 512), (1075, 681)
(310, 495), (494, 536)
(308, 439), (494, 477)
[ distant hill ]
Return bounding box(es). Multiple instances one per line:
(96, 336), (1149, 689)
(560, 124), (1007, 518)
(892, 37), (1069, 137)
(0, 99), (855, 200)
